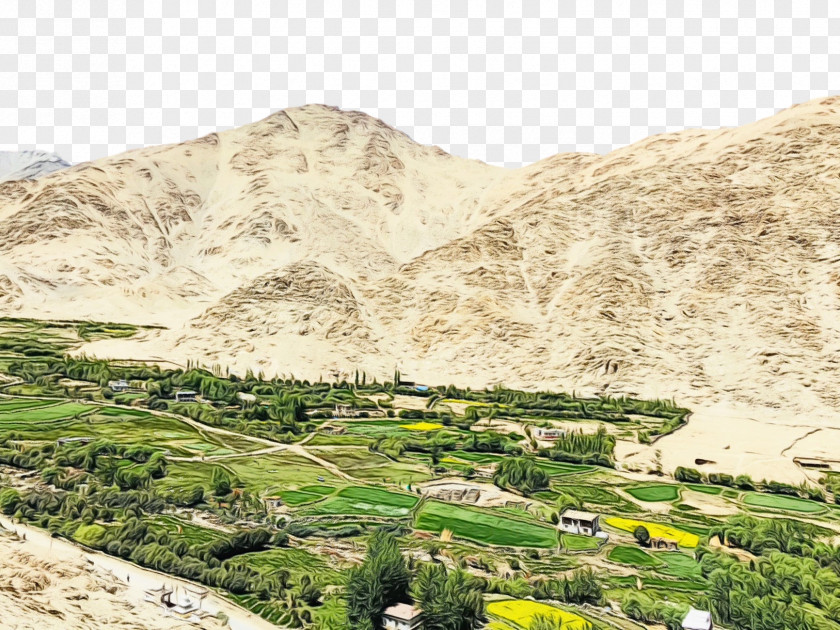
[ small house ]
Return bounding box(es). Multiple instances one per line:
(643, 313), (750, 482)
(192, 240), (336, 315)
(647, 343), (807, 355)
(175, 390), (197, 403)
(263, 496), (284, 510)
(382, 603), (423, 630)
(682, 607), (713, 630)
(559, 509), (600, 536)
(108, 379), (129, 392)
(534, 427), (566, 440)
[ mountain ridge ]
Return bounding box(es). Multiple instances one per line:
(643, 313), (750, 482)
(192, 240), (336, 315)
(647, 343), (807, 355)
(4, 98), (840, 481)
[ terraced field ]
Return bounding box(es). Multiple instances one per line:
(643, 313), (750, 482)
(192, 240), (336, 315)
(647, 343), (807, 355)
(301, 486), (418, 518)
(414, 501), (558, 548)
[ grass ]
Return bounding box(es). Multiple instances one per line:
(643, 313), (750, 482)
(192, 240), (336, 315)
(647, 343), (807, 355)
(0, 401), (92, 423)
(0, 399), (56, 412)
(604, 517), (700, 548)
(742, 492), (826, 514)
(685, 483), (723, 495)
(487, 599), (591, 630)
(414, 501), (558, 548)
(300, 486), (418, 518)
(626, 484), (680, 502)
(561, 533), (601, 551)
(315, 448), (433, 484)
(149, 515), (223, 544)
(608, 545), (664, 567)
(655, 552), (704, 580)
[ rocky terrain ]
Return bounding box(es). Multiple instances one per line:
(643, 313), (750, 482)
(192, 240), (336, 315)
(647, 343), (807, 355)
(3, 97), (840, 472)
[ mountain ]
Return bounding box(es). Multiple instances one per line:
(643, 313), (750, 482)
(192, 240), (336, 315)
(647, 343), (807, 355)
(3, 98), (840, 479)
(0, 150), (70, 182)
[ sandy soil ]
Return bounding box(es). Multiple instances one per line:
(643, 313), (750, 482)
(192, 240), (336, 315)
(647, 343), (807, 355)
(0, 516), (282, 630)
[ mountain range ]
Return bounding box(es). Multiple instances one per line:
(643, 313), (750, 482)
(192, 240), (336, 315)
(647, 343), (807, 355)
(3, 97), (840, 475)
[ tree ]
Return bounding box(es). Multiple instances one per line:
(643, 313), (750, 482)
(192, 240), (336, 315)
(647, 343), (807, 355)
(211, 467), (234, 496)
(493, 457), (549, 495)
(346, 529), (411, 628)
(634, 525), (650, 547)
(412, 563), (485, 630)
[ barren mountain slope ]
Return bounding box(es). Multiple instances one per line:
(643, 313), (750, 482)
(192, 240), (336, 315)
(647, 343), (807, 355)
(4, 97), (840, 479)
(0, 104), (511, 326)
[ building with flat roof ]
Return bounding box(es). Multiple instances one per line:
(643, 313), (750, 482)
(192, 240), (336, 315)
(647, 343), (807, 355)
(382, 603), (423, 630)
(559, 509), (601, 536)
(534, 427), (566, 440)
(682, 607), (713, 630)
(175, 390), (197, 403)
(108, 379), (129, 392)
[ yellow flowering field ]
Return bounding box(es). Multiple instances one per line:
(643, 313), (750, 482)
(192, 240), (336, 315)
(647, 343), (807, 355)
(604, 517), (699, 548)
(400, 422), (444, 431)
(487, 600), (591, 629)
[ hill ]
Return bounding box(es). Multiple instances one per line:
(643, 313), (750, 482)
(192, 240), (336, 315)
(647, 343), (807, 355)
(4, 97), (840, 478)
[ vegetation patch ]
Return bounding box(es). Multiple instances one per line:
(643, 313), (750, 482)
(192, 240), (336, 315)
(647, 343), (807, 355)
(301, 486), (418, 518)
(604, 517), (699, 548)
(607, 545), (663, 567)
(742, 492), (825, 513)
(561, 533), (601, 552)
(487, 599), (591, 629)
(626, 484), (679, 502)
(400, 421), (444, 431)
(414, 501), (557, 548)
(685, 483), (722, 495)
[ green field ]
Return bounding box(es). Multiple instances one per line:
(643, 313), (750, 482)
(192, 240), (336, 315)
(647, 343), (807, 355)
(0, 398), (56, 412)
(279, 485), (337, 506)
(561, 533), (601, 551)
(626, 484), (680, 502)
(655, 552), (704, 580)
(315, 448), (433, 484)
(414, 501), (558, 548)
(742, 492), (826, 514)
(685, 483), (723, 495)
(0, 401), (92, 423)
(608, 545), (664, 567)
(301, 486), (418, 518)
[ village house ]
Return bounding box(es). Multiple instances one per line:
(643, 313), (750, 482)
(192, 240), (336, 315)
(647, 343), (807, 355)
(263, 496), (284, 510)
(382, 603), (423, 630)
(534, 427), (566, 440)
(682, 607), (713, 630)
(558, 509), (601, 536)
(108, 379), (129, 392)
(175, 390), (197, 403)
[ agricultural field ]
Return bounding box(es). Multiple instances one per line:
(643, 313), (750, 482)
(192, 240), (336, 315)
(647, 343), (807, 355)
(604, 517), (700, 548)
(487, 600), (592, 630)
(414, 501), (558, 548)
(608, 545), (664, 567)
(301, 486), (418, 518)
(741, 491), (826, 514)
(625, 484), (680, 502)
(1, 317), (839, 630)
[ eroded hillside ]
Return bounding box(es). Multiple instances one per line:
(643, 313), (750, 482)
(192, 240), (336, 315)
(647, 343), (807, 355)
(4, 98), (840, 470)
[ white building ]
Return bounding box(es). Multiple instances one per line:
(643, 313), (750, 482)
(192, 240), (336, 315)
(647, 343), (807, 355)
(108, 379), (129, 392)
(558, 509), (601, 536)
(534, 427), (566, 440)
(382, 603), (423, 630)
(682, 608), (713, 630)
(175, 390), (197, 403)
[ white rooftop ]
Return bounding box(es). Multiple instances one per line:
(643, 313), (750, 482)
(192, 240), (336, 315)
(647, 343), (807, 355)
(383, 603), (422, 621)
(561, 509), (599, 521)
(682, 607), (712, 630)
